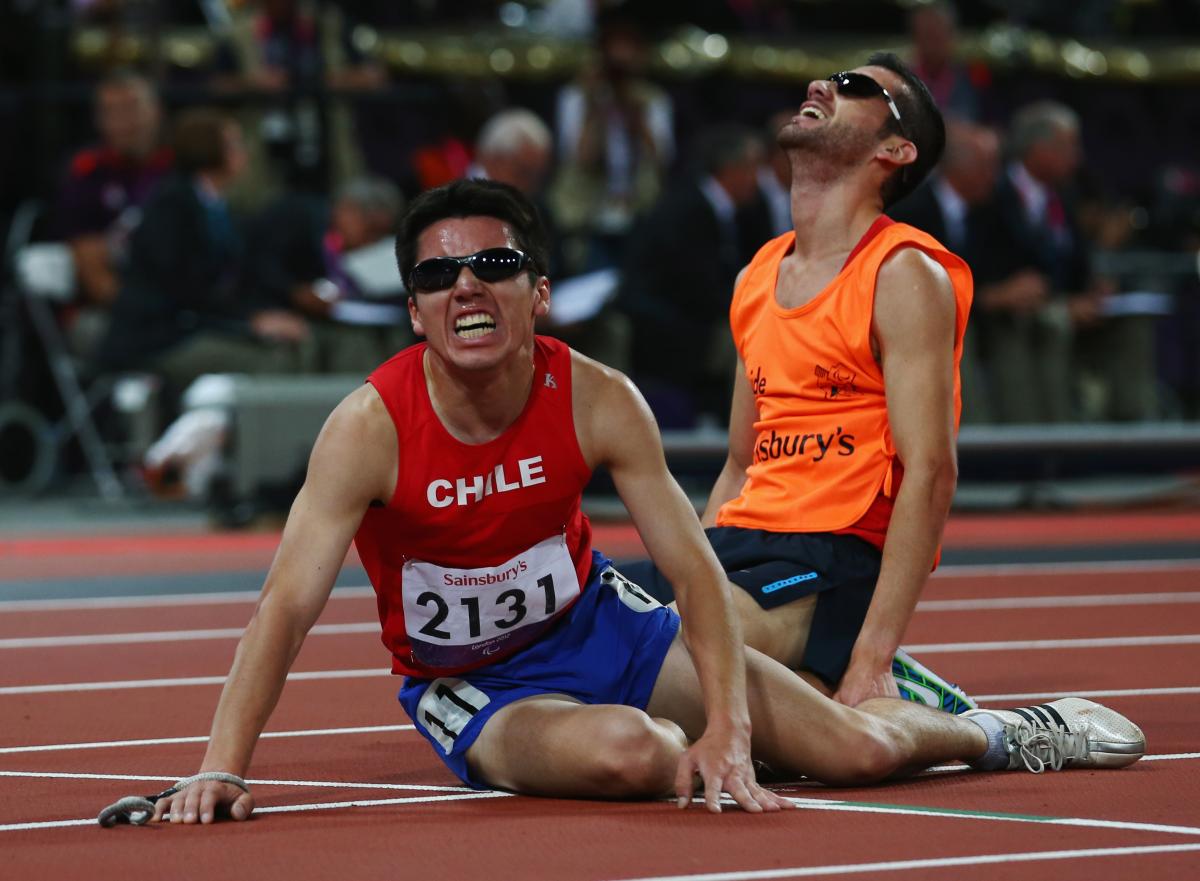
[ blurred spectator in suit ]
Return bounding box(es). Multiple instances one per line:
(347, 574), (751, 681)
(1071, 182), (1164, 422)
(467, 108), (631, 373)
(467, 108), (555, 200)
(549, 9), (674, 275)
(968, 101), (1084, 422)
(757, 110), (794, 238)
(245, 175), (411, 375)
(975, 101), (1157, 421)
(888, 120), (1002, 423)
(618, 123), (770, 426)
(95, 109), (309, 407)
(212, 0), (386, 208)
(54, 70), (171, 353)
(907, 1), (983, 122)
(461, 109), (561, 275)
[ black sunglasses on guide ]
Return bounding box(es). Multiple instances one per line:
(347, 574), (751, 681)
(409, 247), (535, 292)
(827, 71), (907, 137)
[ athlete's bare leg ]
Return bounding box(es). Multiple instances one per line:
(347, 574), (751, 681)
(678, 589), (832, 695)
(465, 633), (986, 799)
(466, 694), (688, 799)
(647, 635), (986, 785)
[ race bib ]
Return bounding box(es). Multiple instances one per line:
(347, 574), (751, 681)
(402, 534), (581, 669)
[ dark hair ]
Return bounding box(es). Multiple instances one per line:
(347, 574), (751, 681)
(171, 108), (233, 175)
(396, 178), (550, 287)
(866, 52), (946, 208)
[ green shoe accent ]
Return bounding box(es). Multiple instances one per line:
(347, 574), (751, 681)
(892, 648), (977, 714)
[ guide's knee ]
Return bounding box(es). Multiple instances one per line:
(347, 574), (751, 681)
(587, 711), (686, 798)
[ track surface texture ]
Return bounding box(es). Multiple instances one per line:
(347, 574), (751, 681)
(2, 510), (1198, 880)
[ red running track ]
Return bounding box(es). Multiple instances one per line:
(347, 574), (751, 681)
(0, 547), (1198, 878)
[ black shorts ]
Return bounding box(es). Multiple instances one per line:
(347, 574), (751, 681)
(618, 526), (882, 687)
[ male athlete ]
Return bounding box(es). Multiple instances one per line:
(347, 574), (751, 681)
(623, 54), (980, 712)
(116, 179), (1142, 827)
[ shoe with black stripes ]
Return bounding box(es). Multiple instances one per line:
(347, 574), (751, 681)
(965, 698), (1145, 772)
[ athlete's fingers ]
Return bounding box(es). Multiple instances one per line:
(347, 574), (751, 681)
(701, 770), (723, 814)
(168, 792), (186, 825)
(198, 786), (219, 824)
(180, 785), (203, 824)
(151, 794), (172, 823)
(750, 779), (793, 812)
(674, 754), (697, 809)
(724, 774), (762, 813)
(231, 791), (254, 821)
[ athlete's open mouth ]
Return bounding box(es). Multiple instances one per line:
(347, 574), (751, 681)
(799, 105), (827, 121)
(455, 313), (496, 339)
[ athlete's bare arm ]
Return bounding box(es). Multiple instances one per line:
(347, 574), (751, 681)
(701, 267), (755, 528)
(572, 353), (785, 813)
(701, 353), (757, 527)
(154, 385), (398, 824)
(834, 247), (958, 707)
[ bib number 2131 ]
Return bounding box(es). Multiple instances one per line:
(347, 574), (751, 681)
(402, 534), (580, 669)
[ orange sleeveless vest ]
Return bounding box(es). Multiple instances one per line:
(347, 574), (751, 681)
(716, 221), (973, 533)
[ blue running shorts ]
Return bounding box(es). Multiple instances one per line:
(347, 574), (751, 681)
(398, 551), (681, 788)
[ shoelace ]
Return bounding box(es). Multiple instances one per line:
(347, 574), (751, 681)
(1006, 719), (1091, 773)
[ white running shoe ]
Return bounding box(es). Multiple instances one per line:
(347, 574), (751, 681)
(965, 698), (1145, 772)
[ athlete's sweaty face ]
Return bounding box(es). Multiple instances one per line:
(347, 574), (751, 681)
(408, 215), (550, 373)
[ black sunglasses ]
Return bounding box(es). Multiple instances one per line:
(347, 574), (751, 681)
(827, 71), (907, 137)
(409, 247), (534, 292)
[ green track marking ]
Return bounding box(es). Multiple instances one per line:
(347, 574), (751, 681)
(780, 795), (1200, 837)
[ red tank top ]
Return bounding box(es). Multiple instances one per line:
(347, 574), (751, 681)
(354, 336), (595, 678)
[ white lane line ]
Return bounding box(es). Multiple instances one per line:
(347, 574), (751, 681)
(918, 591), (1200, 611)
(5, 785), (1200, 840)
(0, 770), (469, 792)
(3, 556), (1199, 613)
(778, 795), (1200, 837)
(975, 686), (1200, 702)
(0, 587), (375, 613)
(0, 622), (378, 650)
(601, 843), (1200, 881)
(0, 817), (96, 831)
(1144, 752), (1200, 761)
(5, 594), (1198, 649)
(921, 752), (1199, 774)
(0, 723), (415, 755)
(7, 665), (1200, 701)
(0, 791), (512, 832)
(4, 592), (1198, 646)
(251, 790), (511, 813)
(2, 599), (1194, 653)
(933, 559), (1200, 578)
(908, 634), (1200, 654)
(0, 668), (391, 696)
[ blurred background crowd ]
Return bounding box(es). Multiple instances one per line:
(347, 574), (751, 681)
(1, 0), (1198, 502)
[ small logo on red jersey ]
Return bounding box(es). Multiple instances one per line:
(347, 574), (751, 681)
(544, 372), (557, 389)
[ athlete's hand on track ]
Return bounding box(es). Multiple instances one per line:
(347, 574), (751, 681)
(152, 778), (254, 825)
(674, 729), (795, 814)
(833, 660), (900, 708)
